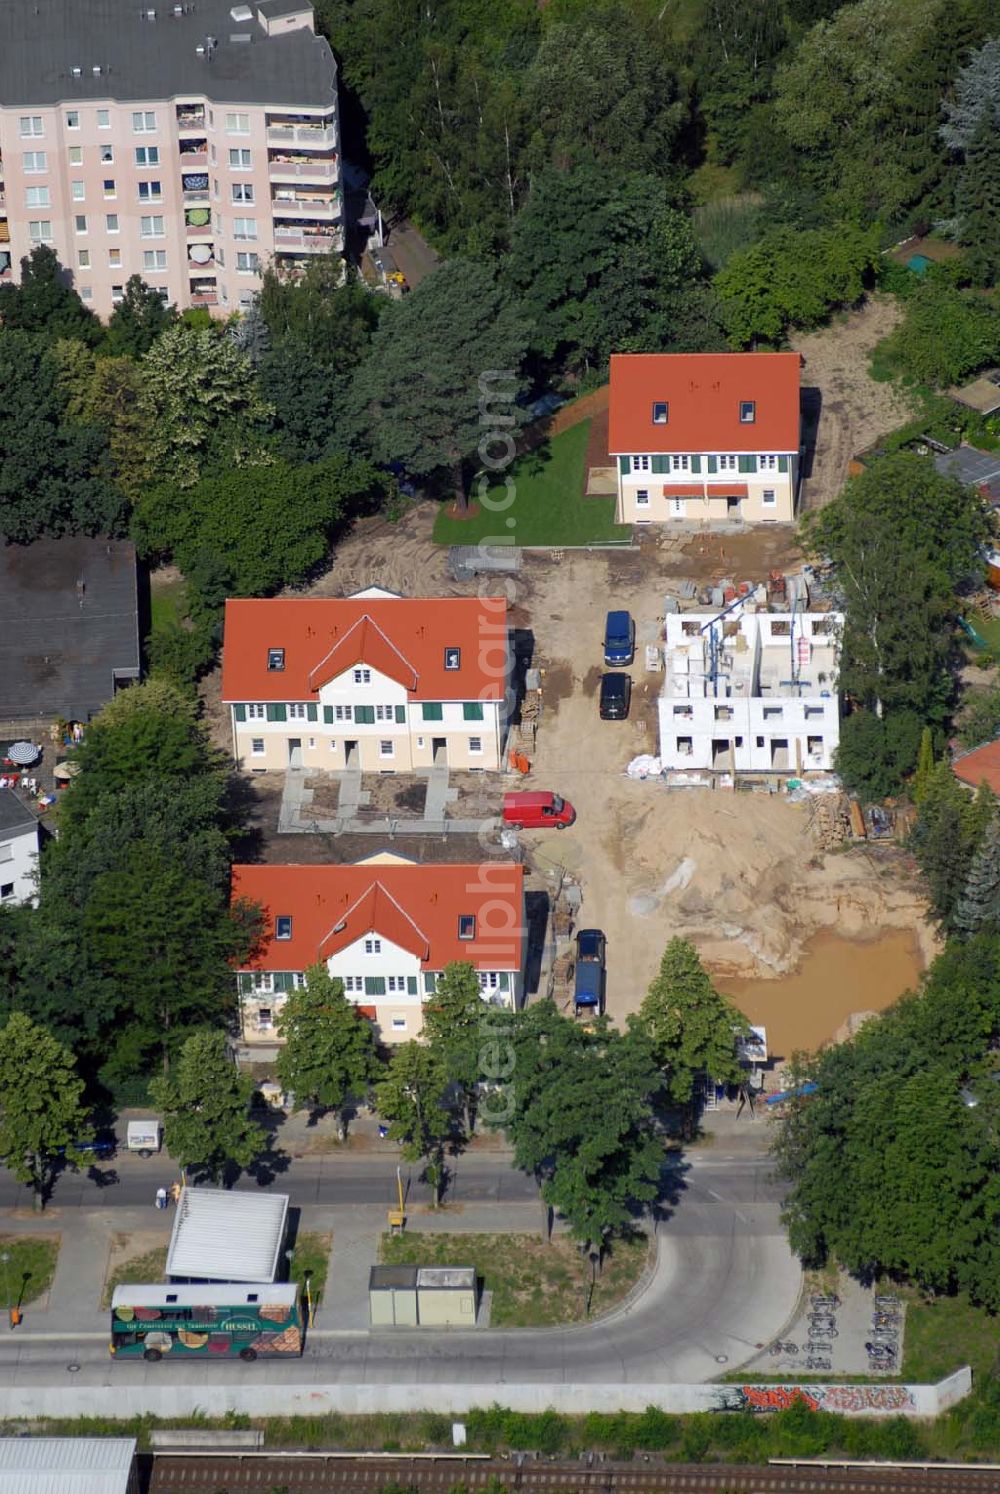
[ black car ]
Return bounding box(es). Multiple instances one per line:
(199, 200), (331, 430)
(599, 672), (631, 720)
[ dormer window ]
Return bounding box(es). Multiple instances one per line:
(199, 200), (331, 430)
(444, 648), (461, 671)
(353, 667), (372, 685)
(275, 915), (292, 940)
(267, 647), (285, 671)
(652, 401), (669, 424)
(458, 914), (476, 940)
(739, 401), (756, 424)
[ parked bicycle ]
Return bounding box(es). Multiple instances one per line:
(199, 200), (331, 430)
(810, 1294), (840, 1309)
(768, 1341), (798, 1356)
(806, 1358), (832, 1371)
(808, 1325), (838, 1338)
(874, 1294), (900, 1308)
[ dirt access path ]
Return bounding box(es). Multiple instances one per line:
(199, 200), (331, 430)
(792, 295), (917, 512)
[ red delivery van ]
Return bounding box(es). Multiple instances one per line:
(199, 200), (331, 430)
(502, 791), (576, 830)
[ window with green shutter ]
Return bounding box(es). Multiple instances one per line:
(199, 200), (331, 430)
(234, 703), (247, 722)
(273, 972), (292, 993)
(707, 455), (718, 474)
(306, 703), (318, 721)
(690, 455), (701, 474)
(424, 973), (437, 994)
(266, 703), (287, 722)
(619, 456), (630, 476)
(738, 455), (757, 474)
(323, 706), (334, 724)
(778, 455), (789, 473)
(651, 455), (668, 474)
(364, 976), (386, 996)
(407, 976), (418, 995)
(395, 704), (406, 723)
(237, 972), (252, 994)
(422, 703), (443, 722)
(463, 702), (484, 721)
(354, 705), (375, 725)
(498, 972), (510, 990)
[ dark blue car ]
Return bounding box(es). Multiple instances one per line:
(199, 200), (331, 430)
(603, 610), (635, 666)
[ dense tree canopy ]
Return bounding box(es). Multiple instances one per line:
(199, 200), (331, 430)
(774, 936), (1000, 1307)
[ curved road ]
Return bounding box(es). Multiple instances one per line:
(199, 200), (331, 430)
(0, 1153), (802, 1412)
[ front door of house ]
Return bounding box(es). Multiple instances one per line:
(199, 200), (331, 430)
(287, 738), (302, 769)
(670, 498), (686, 519)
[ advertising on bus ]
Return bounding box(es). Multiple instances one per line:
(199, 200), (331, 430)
(109, 1283), (303, 1362)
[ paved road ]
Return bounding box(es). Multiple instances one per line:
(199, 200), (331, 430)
(0, 1151), (800, 1404)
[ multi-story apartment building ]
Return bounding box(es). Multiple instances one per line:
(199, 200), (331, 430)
(221, 589), (511, 772)
(658, 603), (842, 774)
(0, 789), (40, 907)
(609, 352), (802, 525)
(232, 854), (527, 1043)
(0, 0), (341, 318)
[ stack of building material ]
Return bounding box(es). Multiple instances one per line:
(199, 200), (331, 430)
(810, 795), (852, 849)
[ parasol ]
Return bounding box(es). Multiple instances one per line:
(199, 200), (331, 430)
(7, 741), (40, 766)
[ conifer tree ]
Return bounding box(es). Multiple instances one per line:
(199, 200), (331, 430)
(954, 815), (1000, 938)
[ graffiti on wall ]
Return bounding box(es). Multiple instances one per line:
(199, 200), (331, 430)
(711, 1383), (917, 1415)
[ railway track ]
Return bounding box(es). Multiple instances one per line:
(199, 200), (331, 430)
(145, 1453), (1000, 1494)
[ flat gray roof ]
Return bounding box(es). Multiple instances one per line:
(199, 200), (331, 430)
(934, 445), (1000, 494)
(0, 538), (139, 723)
(0, 787), (39, 836)
(167, 1186), (289, 1282)
(0, 1438), (135, 1494)
(0, 0), (336, 108)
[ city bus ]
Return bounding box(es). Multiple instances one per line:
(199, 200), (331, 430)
(110, 1283), (303, 1362)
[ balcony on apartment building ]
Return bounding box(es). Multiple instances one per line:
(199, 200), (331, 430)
(265, 113), (336, 147)
(267, 150), (338, 184)
(188, 275), (218, 307)
(272, 219), (342, 252)
(176, 103), (207, 132)
(185, 207), (213, 237)
(187, 242), (216, 272)
(181, 170), (210, 204)
(178, 137), (209, 167)
(271, 187), (339, 219)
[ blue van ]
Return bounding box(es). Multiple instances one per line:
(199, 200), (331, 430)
(603, 610), (635, 666)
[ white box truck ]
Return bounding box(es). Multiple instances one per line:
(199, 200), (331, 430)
(126, 1120), (161, 1157)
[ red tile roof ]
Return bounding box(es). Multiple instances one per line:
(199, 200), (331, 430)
(661, 483), (707, 497)
(232, 862), (525, 972)
(608, 352), (800, 455)
(954, 741), (1000, 795)
(221, 596), (508, 703)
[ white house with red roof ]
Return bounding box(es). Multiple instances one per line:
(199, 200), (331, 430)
(221, 588), (510, 773)
(609, 352), (801, 526)
(232, 853), (526, 1043)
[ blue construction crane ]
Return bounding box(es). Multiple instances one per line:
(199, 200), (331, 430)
(699, 592), (748, 695)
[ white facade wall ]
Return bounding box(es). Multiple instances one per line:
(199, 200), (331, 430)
(230, 663), (507, 772)
(617, 451), (799, 525)
(658, 610), (841, 773)
(0, 822), (39, 907)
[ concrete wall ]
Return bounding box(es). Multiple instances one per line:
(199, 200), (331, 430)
(0, 1368), (972, 1419)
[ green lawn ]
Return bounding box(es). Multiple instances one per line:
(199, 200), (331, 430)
(432, 422), (631, 548)
(150, 572), (188, 631)
(102, 1245), (168, 1309)
(379, 1230), (650, 1327)
(901, 1289), (999, 1382)
(288, 1230), (331, 1308)
(0, 1236), (59, 1307)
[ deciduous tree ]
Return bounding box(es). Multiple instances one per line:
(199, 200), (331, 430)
(276, 964), (382, 1138)
(0, 245), (102, 345)
(376, 1042), (453, 1205)
(137, 324), (273, 488)
(714, 224), (881, 347)
(423, 961), (485, 1131)
(151, 1030), (266, 1185)
(105, 275), (178, 358)
(0, 1013), (89, 1210)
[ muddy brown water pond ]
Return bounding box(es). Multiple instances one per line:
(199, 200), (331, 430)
(716, 928), (925, 1057)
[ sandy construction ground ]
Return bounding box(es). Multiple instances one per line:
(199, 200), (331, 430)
(792, 295), (916, 512)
